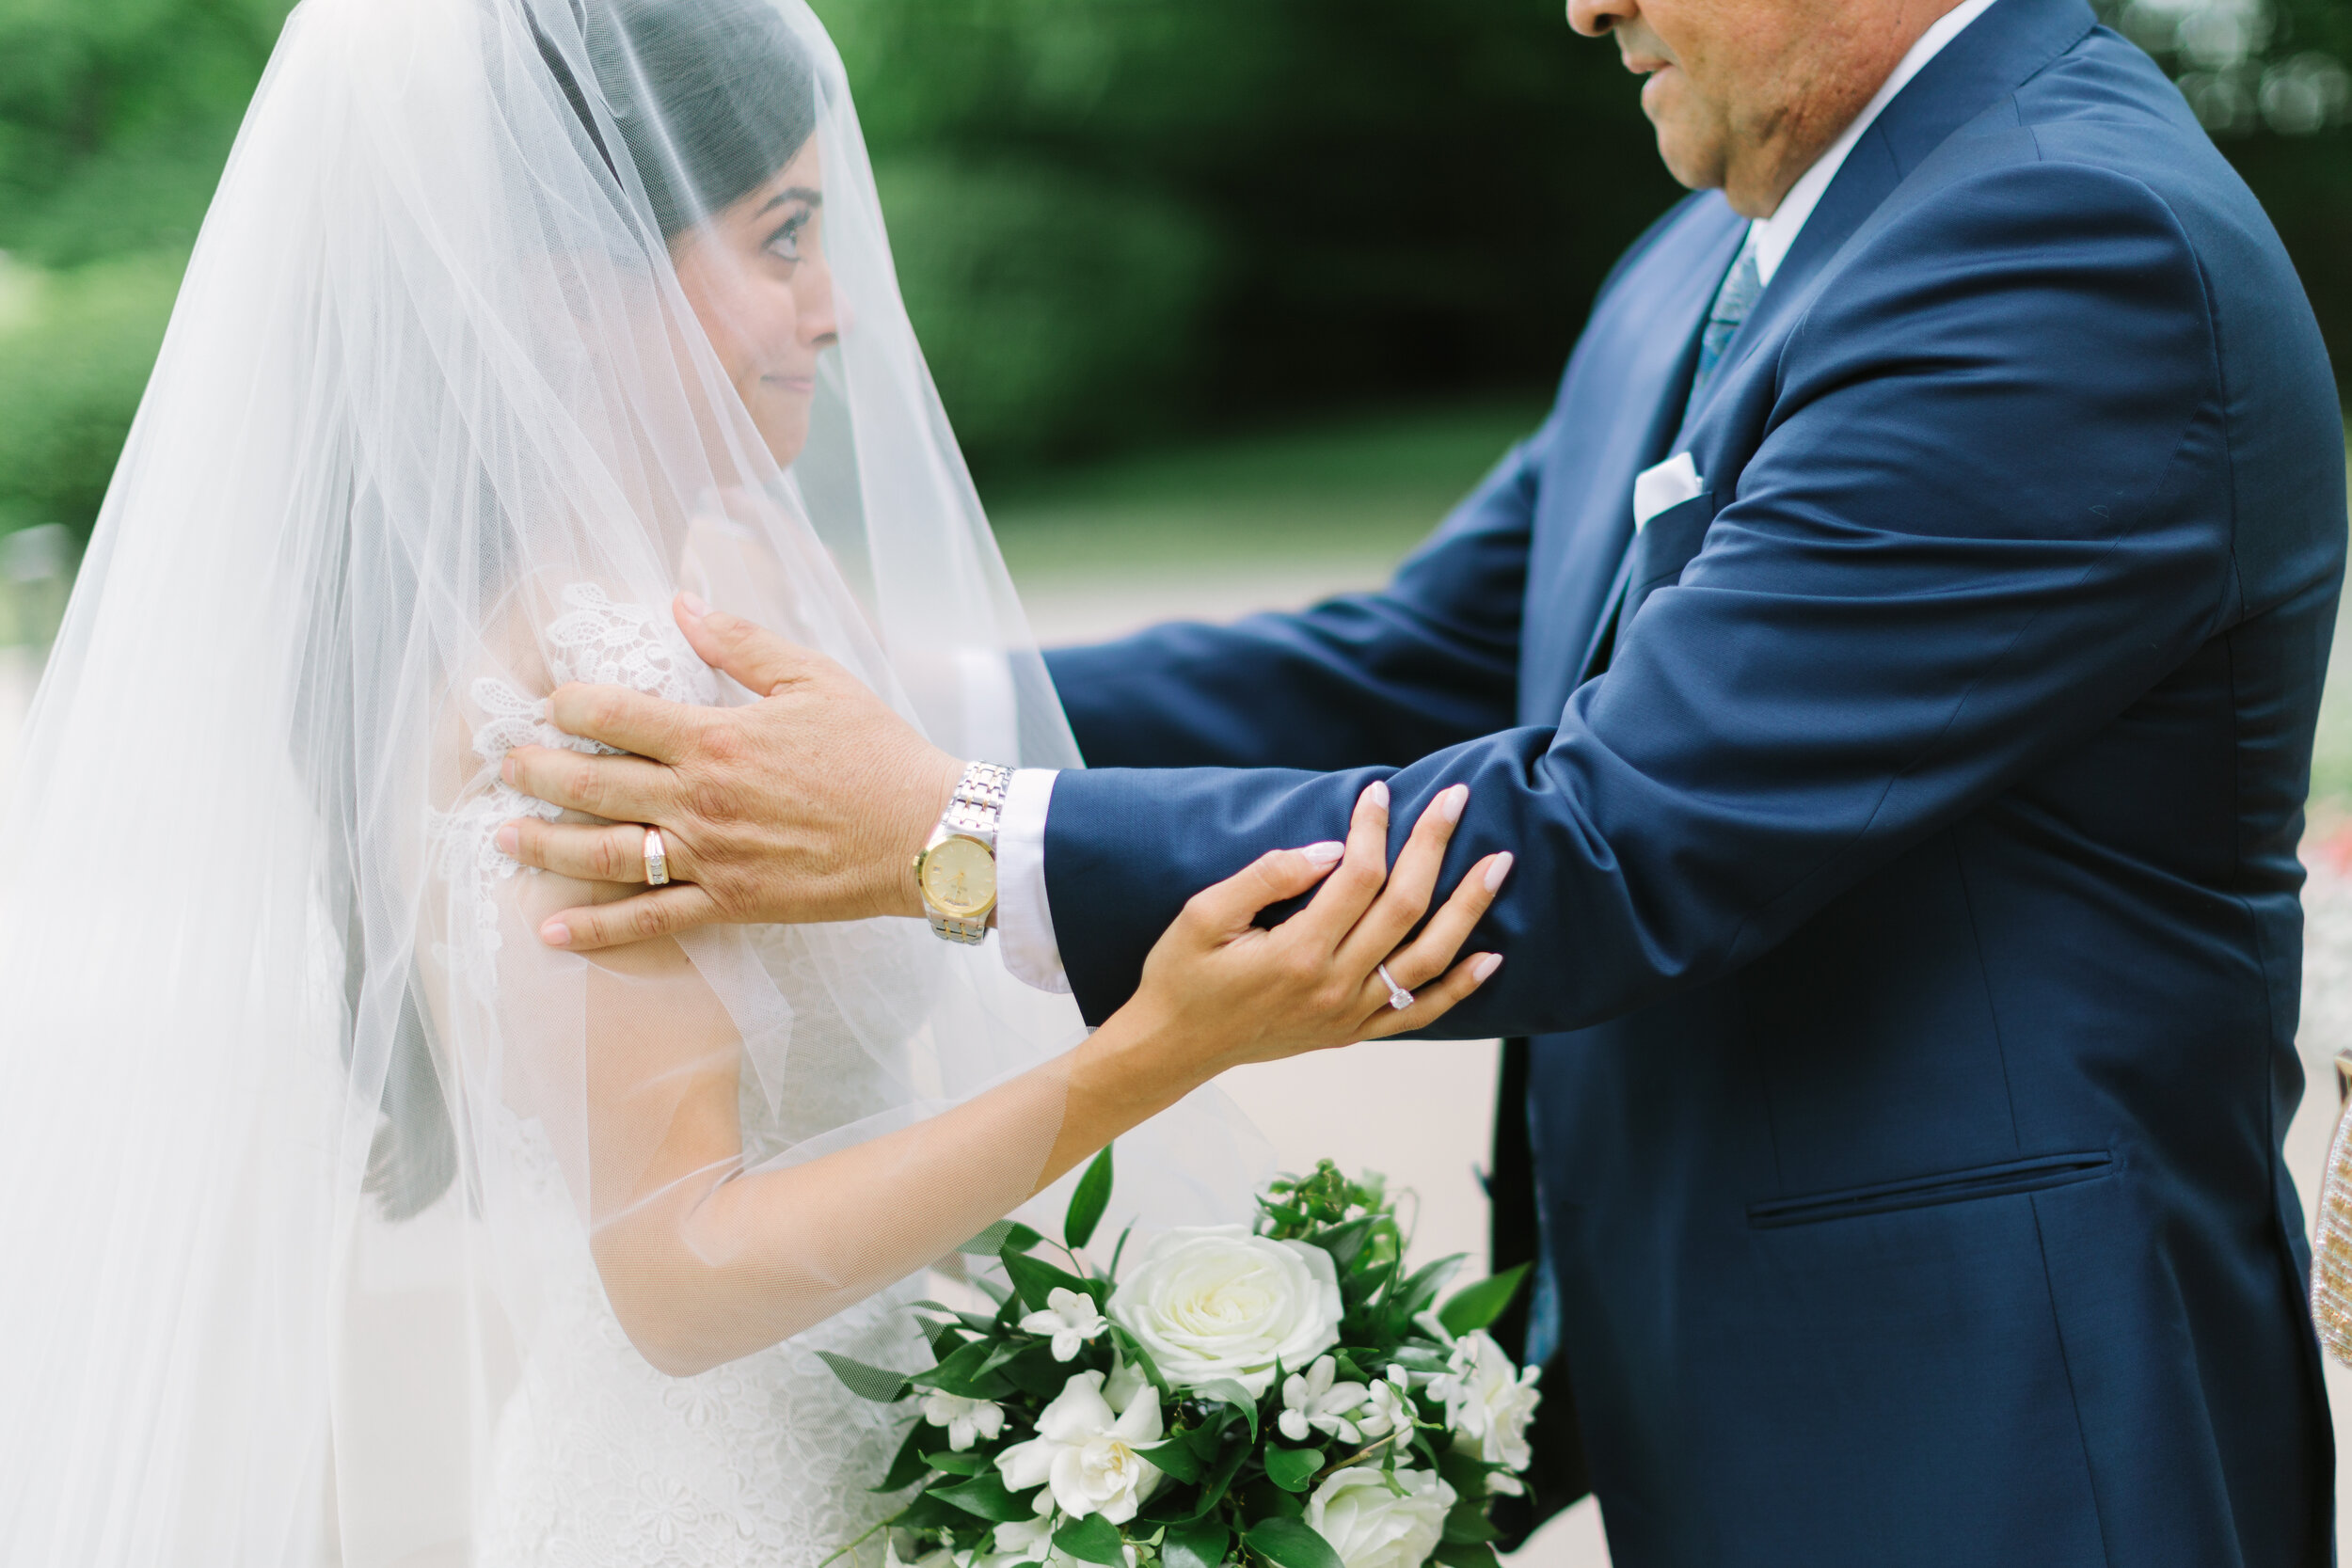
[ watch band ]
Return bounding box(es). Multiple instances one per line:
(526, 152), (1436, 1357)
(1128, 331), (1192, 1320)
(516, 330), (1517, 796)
(924, 761), (1010, 944)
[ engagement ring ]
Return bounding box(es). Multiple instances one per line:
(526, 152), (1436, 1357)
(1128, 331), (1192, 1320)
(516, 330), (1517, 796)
(1375, 961), (1412, 1011)
(643, 827), (670, 886)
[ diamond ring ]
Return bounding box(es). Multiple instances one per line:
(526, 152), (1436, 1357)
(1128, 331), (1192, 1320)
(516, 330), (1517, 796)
(643, 826), (670, 886)
(1375, 961), (1413, 1011)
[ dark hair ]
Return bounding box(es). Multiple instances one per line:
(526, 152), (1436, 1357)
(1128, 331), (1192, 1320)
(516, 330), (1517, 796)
(543, 0), (818, 238)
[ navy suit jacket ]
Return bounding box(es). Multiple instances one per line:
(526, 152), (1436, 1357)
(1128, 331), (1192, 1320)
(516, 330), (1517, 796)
(1039, 3), (2346, 1562)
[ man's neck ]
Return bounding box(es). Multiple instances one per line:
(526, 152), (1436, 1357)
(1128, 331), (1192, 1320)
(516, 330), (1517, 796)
(1728, 0), (1976, 217)
(1742, 0), (1997, 284)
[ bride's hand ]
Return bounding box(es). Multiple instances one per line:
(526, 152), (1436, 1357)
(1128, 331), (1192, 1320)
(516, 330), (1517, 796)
(1104, 780), (1509, 1085)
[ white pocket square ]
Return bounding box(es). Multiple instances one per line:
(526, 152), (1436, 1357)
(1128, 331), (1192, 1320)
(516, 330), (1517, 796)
(1632, 451), (1705, 532)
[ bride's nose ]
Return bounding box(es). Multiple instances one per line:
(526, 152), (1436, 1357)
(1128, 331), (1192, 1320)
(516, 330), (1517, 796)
(798, 249), (841, 348)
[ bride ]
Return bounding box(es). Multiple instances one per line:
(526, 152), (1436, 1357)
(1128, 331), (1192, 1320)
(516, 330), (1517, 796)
(0, 0), (1509, 1563)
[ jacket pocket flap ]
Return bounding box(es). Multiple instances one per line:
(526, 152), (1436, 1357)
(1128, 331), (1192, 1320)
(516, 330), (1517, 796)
(1747, 1150), (2114, 1229)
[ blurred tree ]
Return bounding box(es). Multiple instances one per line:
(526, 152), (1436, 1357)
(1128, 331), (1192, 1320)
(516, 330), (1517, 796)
(0, 0), (2342, 539)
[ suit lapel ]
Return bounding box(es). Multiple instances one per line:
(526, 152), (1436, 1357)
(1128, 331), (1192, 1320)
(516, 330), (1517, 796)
(1573, 0), (2101, 684)
(1519, 202), (1744, 721)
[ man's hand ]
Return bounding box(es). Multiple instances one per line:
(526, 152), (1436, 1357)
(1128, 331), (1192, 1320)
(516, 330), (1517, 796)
(497, 594), (962, 950)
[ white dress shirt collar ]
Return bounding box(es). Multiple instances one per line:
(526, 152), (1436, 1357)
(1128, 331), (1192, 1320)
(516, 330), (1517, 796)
(1750, 0), (1998, 286)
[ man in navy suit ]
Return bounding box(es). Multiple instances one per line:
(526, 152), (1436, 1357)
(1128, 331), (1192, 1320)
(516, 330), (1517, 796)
(506, 0), (2347, 1557)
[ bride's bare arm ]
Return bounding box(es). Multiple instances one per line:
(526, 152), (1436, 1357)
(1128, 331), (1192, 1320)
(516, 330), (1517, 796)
(572, 780), (1504, 1376)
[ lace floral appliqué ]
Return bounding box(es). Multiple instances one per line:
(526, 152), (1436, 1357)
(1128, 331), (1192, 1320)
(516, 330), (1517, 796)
(434, 584), (721, 987)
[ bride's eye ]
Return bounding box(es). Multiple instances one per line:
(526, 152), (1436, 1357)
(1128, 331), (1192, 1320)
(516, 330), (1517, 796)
(764, 208), (811, 264)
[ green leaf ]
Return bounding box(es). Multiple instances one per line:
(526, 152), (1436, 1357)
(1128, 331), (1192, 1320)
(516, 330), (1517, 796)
(927, 1449), (991, 1477)
(1440, 1500), (1501, 1544)
(963, 1220), (1045, 1256)
(934, 1472), (1035, 1524)
(1160, 1517), (1230, 1568)
(1110, 1326), (1169, 1397)
(817, 1350), (911, 1403)
(873, 1422), (937, 1493)
(1263, 1444), (1326, 1494)
(999, 1340), (1073, 1401)
(1135, 1435), (1205, 1484)
(1189, 1378), (1261, 1442)
(911, 1339), (1011, 1400)
(1003, 1247), (1106, 1315)
(1437, 1264), (1530, 1338)
(1183, 1428), (1252, 1520)
(1066, 1144), (1115, 1251)
(1391, 1253), (1469, 1320)
(1053, 1513), (1128, 1566)
(972, 1274), (1013, 1308)
(1432, 1544), (1501, 1568)
(1182, 1415), (1231, 1464)
(1244, 1519), (1344, 1568)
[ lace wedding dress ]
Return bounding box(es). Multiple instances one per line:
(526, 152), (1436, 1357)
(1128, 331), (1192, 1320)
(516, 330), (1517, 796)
(453, 584), (922, 1566)
(471, 1103), (919, 1568)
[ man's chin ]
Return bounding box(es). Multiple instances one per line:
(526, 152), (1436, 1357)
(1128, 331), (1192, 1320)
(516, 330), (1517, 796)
(1644, 110), (1728, 196)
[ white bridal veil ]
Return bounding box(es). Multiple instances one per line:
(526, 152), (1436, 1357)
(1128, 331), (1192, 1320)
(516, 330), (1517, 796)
(0, 0), (1258, 1561)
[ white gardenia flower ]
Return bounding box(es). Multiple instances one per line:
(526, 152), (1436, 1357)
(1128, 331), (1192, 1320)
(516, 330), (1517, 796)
(922, 1390), (1007, 1452)
(1021, 1286), (1109, 1362)
(994, 1369), (1166, 1524)
(1430, 1331), (1542, 1490)
(1279, 1355), (1371, 1445)
(1305, 1465), (1457, 1568)
(1354, 1366), (1413, 1439)
(1107, 1225), (1343, 1398)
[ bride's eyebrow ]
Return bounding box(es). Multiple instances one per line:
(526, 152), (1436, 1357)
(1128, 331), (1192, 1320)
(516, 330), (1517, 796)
(755, 187), (821, 215)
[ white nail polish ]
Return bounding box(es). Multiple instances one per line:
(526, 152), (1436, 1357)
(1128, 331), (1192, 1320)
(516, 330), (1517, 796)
(1442, 784), (1469, 824)
(1303, 840), (1346, 867)
(1485, 851), (1514, 892)
(1471, 953), (1502, 982)
(1366, 780), (1390, 810)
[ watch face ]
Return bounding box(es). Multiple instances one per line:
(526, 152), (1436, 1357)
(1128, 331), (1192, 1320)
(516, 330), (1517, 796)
(920, 835), (995, 919)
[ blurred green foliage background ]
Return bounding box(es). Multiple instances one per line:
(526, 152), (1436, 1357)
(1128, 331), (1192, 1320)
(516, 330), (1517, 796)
(0, 0), (2346, 549)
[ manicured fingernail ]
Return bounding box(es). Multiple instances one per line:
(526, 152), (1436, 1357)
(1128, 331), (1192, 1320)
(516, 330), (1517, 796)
(1303, 840), (1347, 868)
(495, 824), (519, 855)
(1441, 784), (1469, 824)
(501, 756), (517, 786)
(540, 921), (571, 947)
(1471, 953), (1502, 982)
(1365, 780), (1389, 811)
(678, 591), (708, 618)
(1485, 850), (1514, 892)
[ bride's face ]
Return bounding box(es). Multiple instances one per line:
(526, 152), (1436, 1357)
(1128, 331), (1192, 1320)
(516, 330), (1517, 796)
(670, 137), (837, 467)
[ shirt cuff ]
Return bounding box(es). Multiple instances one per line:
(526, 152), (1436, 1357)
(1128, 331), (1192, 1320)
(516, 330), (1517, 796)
(995, 768), (1070, 994)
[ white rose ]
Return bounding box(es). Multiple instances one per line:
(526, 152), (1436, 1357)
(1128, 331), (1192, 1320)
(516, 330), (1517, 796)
(1429, 1331), (1541, 1490)
(994, 1369), (1166, 1524)
(1107, 1225), (1343, 1398)
(1304, 1465), (1457, 1568)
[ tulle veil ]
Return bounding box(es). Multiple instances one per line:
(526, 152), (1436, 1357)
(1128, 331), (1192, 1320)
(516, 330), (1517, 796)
(0, 0), (1260, 1561)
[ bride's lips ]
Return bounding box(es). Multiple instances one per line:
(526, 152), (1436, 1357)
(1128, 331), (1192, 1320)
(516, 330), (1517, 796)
(763, 373), (817, 396)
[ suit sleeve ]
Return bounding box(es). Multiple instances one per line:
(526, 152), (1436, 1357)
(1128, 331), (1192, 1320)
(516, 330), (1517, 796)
(1045, 160), (2239, 1030)
(1041, 420), (1544, 772)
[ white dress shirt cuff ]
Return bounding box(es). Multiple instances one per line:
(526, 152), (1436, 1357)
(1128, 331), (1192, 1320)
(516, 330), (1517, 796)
(995, 768), (1071, 994)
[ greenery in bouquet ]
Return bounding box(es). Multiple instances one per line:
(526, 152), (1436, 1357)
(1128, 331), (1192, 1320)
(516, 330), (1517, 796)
(820, 1150), (1541, 1568)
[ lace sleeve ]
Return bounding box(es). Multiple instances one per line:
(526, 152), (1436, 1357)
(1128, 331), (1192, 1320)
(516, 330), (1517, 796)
(419, 577), (1074, 1378)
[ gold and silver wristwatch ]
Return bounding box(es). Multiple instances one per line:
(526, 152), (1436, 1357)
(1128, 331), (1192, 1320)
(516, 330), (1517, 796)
(914, 760), (1011, 943)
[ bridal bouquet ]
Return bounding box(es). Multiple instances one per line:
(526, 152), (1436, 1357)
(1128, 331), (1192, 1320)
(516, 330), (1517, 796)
(821, 1152), (1541, 1568)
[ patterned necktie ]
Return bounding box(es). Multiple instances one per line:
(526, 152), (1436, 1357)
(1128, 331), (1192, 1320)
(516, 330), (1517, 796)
(1685, 231), (1762, 420)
